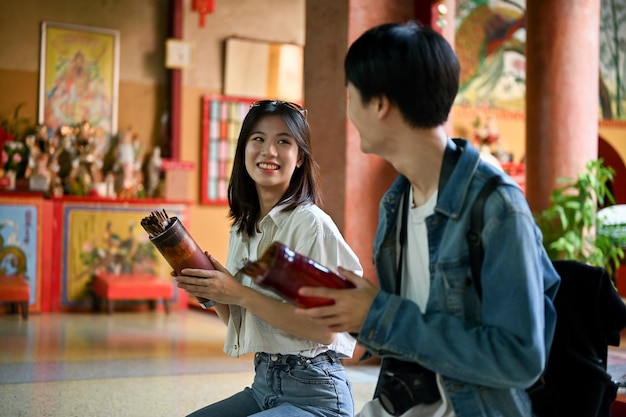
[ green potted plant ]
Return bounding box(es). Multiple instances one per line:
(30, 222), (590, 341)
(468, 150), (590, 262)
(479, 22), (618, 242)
(535, 159), (625, 277)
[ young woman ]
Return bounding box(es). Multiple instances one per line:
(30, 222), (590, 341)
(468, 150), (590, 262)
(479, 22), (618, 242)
(175, 100), (362, 417)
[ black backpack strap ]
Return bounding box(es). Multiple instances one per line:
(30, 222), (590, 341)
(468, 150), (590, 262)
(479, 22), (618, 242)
(467, 176), (503, 299)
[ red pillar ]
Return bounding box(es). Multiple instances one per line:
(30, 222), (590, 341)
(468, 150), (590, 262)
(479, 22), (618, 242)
(304, 0), (456, 364)
(304, 0), (414, 283)
(525, 0), (600, 212)
(345, 0), (415, 277)
(304, 0), (351, 233)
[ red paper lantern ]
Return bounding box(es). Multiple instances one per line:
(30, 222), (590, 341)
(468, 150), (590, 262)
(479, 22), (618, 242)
(192, 0), (214, 27)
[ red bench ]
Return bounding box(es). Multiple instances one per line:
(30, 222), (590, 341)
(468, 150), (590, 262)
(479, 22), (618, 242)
(0, 275), (30, 319)
(93, 273), (174, 314)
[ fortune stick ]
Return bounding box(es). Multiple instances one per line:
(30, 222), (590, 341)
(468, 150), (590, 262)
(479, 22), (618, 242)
(140, 209), (172, 237)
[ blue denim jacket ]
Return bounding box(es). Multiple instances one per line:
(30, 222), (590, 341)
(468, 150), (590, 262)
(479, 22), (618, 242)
(359, 139), (560, 417)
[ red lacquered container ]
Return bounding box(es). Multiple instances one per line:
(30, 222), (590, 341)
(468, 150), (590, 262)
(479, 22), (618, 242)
(148, 217), (215, 308)
(240, 242), (354, 308)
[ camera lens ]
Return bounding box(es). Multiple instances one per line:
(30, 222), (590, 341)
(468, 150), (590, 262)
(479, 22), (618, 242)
(379, 391), (405, 416)
(378, 378), (416, 416)
(375, 359), (441, 416)
(379, 392), (398, 415)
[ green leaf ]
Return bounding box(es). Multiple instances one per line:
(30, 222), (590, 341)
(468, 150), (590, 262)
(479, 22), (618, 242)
(535, 158), (625, 276)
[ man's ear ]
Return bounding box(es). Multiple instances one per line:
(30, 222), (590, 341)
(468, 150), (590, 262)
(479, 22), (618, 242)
(376, 95), (391, 120)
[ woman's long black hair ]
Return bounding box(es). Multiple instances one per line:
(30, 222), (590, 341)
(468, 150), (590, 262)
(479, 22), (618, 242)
(228, 101), (321, 237)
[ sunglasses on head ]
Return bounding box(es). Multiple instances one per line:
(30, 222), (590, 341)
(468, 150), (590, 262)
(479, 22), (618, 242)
(249, 100), (308, 120)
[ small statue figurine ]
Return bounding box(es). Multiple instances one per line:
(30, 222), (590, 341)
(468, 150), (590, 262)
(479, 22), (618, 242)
(143, 146), (162, 198)
(115, 127), (143, 198)
(473, 114), (502, 170)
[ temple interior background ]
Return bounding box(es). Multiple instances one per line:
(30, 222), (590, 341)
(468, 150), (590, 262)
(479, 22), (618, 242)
(1, 1), (626, 415)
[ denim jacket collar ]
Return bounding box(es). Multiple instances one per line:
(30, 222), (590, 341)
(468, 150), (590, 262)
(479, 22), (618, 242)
(382, 138), (481, 220)
(436, 138), (481, 219)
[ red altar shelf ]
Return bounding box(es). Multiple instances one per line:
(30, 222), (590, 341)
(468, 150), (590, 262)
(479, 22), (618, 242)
(0, 192), (191, 313)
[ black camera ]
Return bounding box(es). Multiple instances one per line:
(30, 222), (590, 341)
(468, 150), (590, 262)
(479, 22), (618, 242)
(376, 358), (441, 416)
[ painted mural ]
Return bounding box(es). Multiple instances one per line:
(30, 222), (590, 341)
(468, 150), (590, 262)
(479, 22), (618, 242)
(600, 0), (626, 120)
(454, 0), (626, 120)
(454, 0), (526, 111)
(0, 205), (38, 304)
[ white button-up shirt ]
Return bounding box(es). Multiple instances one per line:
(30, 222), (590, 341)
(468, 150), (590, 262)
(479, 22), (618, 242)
(223, 203), (362, 358)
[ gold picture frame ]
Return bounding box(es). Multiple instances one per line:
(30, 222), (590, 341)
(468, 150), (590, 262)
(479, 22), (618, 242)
(38, 21), (120, 140)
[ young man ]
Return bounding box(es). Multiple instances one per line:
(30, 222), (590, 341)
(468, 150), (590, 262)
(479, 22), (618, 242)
(295, 21), (560, 417)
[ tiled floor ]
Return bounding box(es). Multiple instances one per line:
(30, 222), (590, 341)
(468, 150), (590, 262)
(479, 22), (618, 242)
(2, 307), (626, 417)
(0, 308), (379, 417)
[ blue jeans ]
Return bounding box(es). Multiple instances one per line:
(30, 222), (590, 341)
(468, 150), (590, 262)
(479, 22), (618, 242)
(186, 351), (354, 417)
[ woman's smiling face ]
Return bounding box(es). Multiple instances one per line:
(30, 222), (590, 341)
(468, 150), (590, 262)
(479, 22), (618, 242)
(244, 114), (302, 199)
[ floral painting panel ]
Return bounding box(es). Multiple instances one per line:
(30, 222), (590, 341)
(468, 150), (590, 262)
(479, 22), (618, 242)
(61, 203), (185, 306)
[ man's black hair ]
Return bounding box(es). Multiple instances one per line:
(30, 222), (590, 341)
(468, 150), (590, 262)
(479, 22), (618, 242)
(345, 21), (460, 128)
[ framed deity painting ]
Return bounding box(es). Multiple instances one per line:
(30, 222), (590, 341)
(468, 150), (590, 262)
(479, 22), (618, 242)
(38, 22), (120, 140)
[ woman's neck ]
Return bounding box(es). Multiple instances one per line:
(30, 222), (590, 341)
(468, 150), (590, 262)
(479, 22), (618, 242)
(257, 189), (282, 219)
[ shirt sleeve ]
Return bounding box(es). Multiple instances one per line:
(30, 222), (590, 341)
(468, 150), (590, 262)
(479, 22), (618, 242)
(289, 207), (363, 278)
